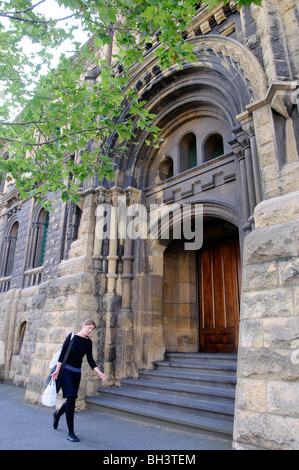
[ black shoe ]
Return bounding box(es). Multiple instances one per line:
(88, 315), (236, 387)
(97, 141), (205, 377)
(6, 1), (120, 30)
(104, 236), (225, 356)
(67, 434), (80, 442)
(53, 411), (59, 430)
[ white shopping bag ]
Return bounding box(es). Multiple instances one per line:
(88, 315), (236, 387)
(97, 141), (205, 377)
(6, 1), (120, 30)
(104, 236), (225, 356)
(42, 379), (57, 407)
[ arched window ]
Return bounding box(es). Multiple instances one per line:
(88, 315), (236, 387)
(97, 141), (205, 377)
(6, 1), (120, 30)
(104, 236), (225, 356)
(158, 156), (174, 181)
(0, 221), (19, 278)
(204, 133), (224, 162)
(29, 209), (49, 269)
(62, 202), (82, 259)
(180, 133), (197, 172)
(17, 321), (27, 354)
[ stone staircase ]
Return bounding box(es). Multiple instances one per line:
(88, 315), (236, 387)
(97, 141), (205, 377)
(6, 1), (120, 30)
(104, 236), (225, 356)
(86, 352), (237, 437)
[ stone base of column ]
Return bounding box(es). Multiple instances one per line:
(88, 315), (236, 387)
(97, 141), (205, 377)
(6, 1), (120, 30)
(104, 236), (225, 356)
(233, 191), (299, 450)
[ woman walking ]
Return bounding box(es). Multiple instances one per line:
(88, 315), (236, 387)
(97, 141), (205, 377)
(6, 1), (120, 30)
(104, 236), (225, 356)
(51, 319), (106, 442)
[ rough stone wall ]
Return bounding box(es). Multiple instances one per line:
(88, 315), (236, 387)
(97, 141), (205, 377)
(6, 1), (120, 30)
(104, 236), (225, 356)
(233, 191), (299, 450)
(0, 191), (104, 410)
(24, 259), (100, 410)
(23, 193), (103, 409)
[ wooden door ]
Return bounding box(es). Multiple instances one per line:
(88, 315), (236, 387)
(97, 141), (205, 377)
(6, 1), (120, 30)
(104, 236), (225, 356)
(198, 236), (241, 353)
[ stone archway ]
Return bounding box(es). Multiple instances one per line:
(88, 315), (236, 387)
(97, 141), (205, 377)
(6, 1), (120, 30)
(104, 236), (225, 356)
(162, 217), (241, 355)
(114, 34), (267, 191)
(124, 34), (267, 369)
(142, 201), (240, 366)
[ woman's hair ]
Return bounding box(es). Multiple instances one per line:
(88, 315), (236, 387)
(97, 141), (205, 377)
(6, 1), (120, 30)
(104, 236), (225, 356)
(83, 319), (96, 328)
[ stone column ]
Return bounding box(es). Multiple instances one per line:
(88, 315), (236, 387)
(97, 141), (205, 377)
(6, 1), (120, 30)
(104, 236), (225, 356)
(244, 142), (256, 225)
(102, 187), (122, 381)
(93, 187), (107, 271)
(230, 136), (251, 232)
(106, 187), (121, 293)
(115, 187), (140, 380)
(238, 112), (263, 206)
(232, 126), (259, 231)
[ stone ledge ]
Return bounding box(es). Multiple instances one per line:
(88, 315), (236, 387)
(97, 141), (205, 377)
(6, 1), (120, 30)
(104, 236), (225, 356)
(254, 191), (299, 229)
(57, 255), (93, 276)
(243, 219), (298, 265)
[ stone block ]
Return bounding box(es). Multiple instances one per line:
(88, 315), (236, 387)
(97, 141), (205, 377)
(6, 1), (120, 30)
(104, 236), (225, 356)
(254, 191), (299, 228)
(243, 221), (298, 265)
(233, 410), (299, 450)
(47, 276), (81, 297)
(241, 287), (294, 319)
(57, 255), (93, 276)
(267, 381), (299, 418)
(242, 262), (278, 292)
(238, 347), (299, 381)
(235, 378), (267, 412)
(263, 317), (299, 349)
(238, 318), (264, 348)
(31, 293), (47, 310)
(278, 258), (299, 286)
(47, 272), (94, 297)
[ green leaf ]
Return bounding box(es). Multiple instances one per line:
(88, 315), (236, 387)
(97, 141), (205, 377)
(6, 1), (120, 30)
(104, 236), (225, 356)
(0, 0), (264, 208)
(142, 5), (157, 21)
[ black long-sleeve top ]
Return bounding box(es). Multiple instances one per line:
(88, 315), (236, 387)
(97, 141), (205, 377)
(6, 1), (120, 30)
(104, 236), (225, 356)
(58, 333), (97, 370)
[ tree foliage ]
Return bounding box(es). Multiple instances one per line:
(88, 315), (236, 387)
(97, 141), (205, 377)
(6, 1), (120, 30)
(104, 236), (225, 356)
(0, 0), (262, 208)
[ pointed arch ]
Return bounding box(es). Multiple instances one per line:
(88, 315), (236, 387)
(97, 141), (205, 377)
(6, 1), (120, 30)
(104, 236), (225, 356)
(0, 218), (19, 279)
(28, 207), (49, 269)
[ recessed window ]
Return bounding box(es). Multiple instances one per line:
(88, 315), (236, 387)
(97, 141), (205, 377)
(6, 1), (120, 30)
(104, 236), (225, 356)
(29, 209), (49, 269)
(158, 156), (174, 181)
(204, 133), (224, 162)
(17, 321), (27, 354)
(180, 133), (197, 172)
(0, 221), (19, 278)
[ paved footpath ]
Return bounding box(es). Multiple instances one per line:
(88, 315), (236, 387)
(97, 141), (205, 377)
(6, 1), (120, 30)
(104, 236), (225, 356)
(0, 382), (232, 453)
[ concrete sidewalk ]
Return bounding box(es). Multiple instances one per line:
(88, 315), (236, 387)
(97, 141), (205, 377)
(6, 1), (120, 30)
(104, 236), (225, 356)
(0, 382), (232, 451)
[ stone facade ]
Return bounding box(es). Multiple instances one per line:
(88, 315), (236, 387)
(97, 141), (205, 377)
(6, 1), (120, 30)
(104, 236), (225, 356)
(0, 1), (298, 449)
(234, 192), (299, 449)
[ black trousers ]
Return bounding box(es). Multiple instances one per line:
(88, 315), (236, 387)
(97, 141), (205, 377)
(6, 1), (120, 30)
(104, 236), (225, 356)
(57, 396), (76, 435)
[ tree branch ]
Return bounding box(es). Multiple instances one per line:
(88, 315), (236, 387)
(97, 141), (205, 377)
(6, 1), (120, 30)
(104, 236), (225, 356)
(0, 12), (47, 23)
(1, 120), (55, 126)
(0, 126), (105, 146)
(3, 0), (46, 15)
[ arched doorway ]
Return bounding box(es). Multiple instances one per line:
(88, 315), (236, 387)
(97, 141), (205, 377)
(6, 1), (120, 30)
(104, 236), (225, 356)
(162, 217), (241, 355)
(198, 219), (241, 353)
(125, 33), (266, 366)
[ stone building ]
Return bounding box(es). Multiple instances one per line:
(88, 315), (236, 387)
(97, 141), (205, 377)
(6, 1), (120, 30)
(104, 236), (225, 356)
(0, 0), (298, 450)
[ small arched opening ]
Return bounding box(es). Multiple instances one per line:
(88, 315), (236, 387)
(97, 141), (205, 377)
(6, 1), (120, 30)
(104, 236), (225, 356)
(180, 133), (197, 172)
(203, 133), (224, 162)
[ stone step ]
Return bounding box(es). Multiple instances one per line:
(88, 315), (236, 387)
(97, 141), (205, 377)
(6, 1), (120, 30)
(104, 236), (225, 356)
(97, 387), (235, 422)
(86, 353), (237, 437)
(86, 396), (234, 436)
(165, 352), (238, 365)
(154, 360), (237, 376)
(119, 378), (235, 404)
(139, 369), (237, 389)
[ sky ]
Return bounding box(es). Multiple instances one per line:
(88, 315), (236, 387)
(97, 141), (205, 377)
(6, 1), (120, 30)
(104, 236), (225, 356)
(0, 0), (90, 116)
(23, 0), (90, 66)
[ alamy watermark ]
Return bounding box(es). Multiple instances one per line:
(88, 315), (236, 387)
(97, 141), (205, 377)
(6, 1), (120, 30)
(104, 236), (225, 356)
(95, 200), (203, 250)
(291, 339), (299, 365)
